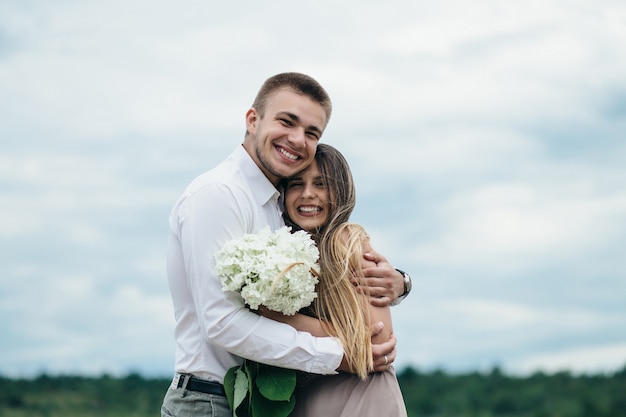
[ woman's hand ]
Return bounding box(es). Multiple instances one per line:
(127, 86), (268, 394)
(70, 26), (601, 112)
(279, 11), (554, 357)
(371, 324), (396, 372)
(336, 322), (397, 374)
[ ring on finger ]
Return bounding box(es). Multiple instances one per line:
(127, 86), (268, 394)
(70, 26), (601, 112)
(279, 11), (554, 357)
(384, 355), (388, 365)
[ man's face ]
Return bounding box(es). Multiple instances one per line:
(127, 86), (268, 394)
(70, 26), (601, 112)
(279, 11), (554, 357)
(244, 88), (327, 185)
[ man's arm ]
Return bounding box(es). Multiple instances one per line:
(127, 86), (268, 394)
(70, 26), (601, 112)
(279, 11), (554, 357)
(257, 308), (397, 373)
(175, 183), (343, 374)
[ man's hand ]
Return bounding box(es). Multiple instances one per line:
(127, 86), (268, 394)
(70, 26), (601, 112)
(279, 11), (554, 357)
(355, 250), (405, 307)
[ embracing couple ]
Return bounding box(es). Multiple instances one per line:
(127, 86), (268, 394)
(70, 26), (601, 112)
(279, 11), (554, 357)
(161, 72), (410, 416)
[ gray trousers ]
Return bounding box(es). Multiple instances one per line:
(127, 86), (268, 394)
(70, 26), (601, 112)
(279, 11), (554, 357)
(161, 376), (231, 417)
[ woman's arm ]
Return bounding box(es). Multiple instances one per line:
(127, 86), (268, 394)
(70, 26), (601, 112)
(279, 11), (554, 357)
(360, 240), (394, 345)
(257, 306), (331, 337)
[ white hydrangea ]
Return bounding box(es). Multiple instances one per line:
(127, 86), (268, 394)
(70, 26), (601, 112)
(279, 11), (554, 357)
(215, 226), (319, 315)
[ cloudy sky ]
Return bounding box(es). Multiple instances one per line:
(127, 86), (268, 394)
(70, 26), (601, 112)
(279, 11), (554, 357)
(1, 0), (625, 378)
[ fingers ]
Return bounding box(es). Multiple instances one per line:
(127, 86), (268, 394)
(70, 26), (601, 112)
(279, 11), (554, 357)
(369, 296), (392, 308)
(353, 278), (395, 307)
(370, 321), (384, 337)
(362, 250), (381, 263)
(356, 277), (396, 304)
(353, 281), (393, 307)
(372, 333), (397, 372)
(363, 249), (389, 265)
(361, 263), (394, 284)
(360, 265), (388, 280)
(375, 349), (396, 372)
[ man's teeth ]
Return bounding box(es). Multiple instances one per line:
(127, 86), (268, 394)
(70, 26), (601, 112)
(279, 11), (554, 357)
(279, 147), (298, 160)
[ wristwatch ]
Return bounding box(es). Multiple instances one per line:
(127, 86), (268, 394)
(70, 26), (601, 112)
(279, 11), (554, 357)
(390, 268), (412, 306)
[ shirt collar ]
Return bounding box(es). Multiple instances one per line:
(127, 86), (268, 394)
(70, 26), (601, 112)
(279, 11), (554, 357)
(234, 145), (281, 206)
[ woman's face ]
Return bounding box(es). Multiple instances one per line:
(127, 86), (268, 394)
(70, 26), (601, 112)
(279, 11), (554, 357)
(284, 160), (331, 233)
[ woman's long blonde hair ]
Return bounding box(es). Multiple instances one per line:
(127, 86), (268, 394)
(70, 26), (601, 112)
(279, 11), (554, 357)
(282, 144), (373, 379)
(317, 222), (373, 379)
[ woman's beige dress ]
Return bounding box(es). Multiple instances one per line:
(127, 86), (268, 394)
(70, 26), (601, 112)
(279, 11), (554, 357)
(290, 367), (407, 417)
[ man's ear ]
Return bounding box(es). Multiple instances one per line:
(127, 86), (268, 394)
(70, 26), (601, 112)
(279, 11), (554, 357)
(245, 108), (258, 135)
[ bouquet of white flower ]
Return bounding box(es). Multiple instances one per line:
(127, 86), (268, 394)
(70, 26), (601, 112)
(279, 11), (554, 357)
(215, 225), (320, 315)
(215, 226), (321, 417)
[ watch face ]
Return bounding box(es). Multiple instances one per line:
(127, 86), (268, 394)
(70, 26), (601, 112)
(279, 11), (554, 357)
(395, 269), (411, 297)
(402, 272), (411, 293)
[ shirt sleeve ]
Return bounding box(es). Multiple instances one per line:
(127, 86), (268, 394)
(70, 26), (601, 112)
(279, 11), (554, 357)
(171, 182), (343, 374)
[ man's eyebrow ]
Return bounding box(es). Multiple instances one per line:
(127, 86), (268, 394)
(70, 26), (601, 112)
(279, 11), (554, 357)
(277, 111), (299, 121)
(277, 111), (323, 134)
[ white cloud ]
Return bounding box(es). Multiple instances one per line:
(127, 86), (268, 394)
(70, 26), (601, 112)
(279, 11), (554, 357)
(409, 173), (626, 270)
(0, 153), (122, 189)
(393, 295), (625, 373)
(436, 299), (541, 331)
(0, 269), (174, 376)
(512, 343), (626, 375)
(432, 298), (613, 335)
(1, 0), (625, 377)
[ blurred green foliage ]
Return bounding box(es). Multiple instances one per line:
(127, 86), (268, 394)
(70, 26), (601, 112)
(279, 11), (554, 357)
(1, 365), (624, 417)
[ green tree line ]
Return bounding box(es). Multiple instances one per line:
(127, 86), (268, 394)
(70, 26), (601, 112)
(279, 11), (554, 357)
(1, 365), (625, 417)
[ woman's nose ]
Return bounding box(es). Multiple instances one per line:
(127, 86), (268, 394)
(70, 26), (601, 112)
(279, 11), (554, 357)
(301, 183), (315, 198)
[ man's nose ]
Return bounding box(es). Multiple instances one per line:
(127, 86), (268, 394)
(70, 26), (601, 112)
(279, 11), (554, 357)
(288, 127), (306, 148)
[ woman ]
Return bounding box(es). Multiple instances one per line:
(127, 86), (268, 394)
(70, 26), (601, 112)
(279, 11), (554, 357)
(263, 143), (407, 416)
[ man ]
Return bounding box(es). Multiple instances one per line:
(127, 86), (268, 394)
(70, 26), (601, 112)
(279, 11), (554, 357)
(161, 72), (411, 416)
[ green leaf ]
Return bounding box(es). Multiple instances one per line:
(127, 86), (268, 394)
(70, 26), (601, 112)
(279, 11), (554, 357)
(233, 368), (250, 414)
(255, 364), (296, 401)
(244, 361), (256, 401)
(224, 366), (238, 410)
(250, 384), (295, 417)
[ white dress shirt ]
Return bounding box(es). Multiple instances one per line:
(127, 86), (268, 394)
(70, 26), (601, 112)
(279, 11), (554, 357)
(166, 145), (343, 383)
